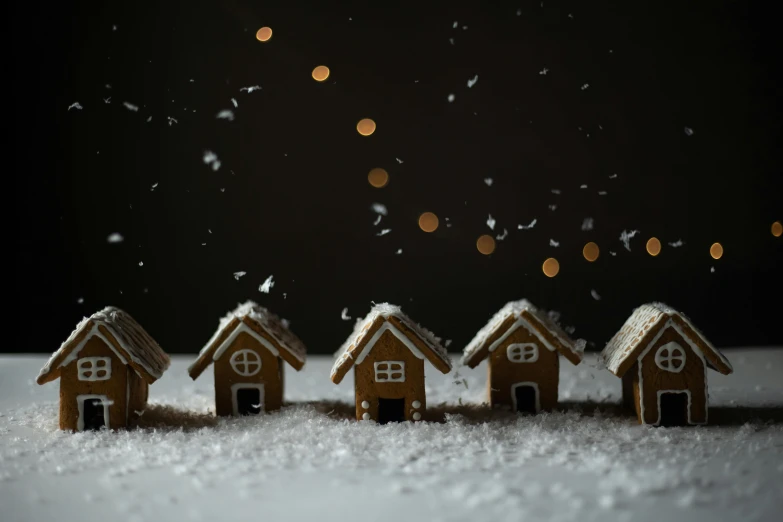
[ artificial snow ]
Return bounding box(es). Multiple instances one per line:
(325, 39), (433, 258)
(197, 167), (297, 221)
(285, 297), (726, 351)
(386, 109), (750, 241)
(123, 102), (139, 112)
(591, 289), (601, 301)
(240, 85), (261, 93)
(539, 68), (549, 75)
(231, 98), (238, 107)
(216, 110), (235, 121)
(371, 203), (387, 216)
(258, 275), (275, 294)
(549, 239), (560, 247)
(619, 229), (639, 251)
(496, 228), (508, 241)
(448, 94), (455, 102)
(669, 239), (685, 247)
(377, 229), (391, 236)
(233, 271), (246, 280)
(518, 219), (537, 230)
(67, 102), (82, 111)
(551, 188), (561, 195)
(484, 177), (493, 186)
(106, 232), (124, 243)
(684, 127), (694, 136)
(203, 150), (221, 171)
(467, 75), (478, 88)
(487, 214), (496, 230)
(340, 308), (351, 321)
(581, 218), (594, 231)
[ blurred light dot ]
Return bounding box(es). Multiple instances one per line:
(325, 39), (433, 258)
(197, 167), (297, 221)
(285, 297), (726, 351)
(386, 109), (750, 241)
(357, 118), (376, 136)
(368, 168), (389, 188)
(418, 212), (439, 233)
(646, 237), (662, 257)
(772, 221), (782, 237)
(542, 258), (560, 277)
(312, 66), (330, 82)
(710, 242), (724, 259)
(255, 27), (273, 42)
(583, 242), (600, 262)
(476, 235), (496, 255)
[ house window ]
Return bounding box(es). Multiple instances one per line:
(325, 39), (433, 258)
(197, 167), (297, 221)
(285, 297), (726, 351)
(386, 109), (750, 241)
(230, 349), (262, 376)
(374, 361), (405, 382)
(507, 343), (538, 363)
(77, 357), (112, 381)
(655, 342), (686, 373)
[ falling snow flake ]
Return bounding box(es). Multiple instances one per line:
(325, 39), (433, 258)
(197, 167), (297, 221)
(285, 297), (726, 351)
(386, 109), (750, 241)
(67, 102), (83, 111)
(581, 218), (594, 231)
(77, 297), (84, 304)
(580, 184), (588, 189)
(258, 275), (275, 293)
(484, 178), (493, 186)
(467, 75), (478, 88)
(233, 271), (246, 281)
(167, 117), (178, 126)
(123, 102), (139, 112)
(549, 204), (557, 211)
(107, 233), (124, 243)
(151, 182), (158, 191)
(551, 189), (561, 195)
(619, 230), (640, 251)
(216, 110), (235, 121)
(231, 98), (238, 108)
(376, 228), (392, 237)
(396, 158), (404, 164)
(372, 215), (382, 226)
(103, 97), (111, 104)
(396, 248), (403, 254)
(539, 68), (549, 75)
(496, 228), (508, 241)
(518, 219), (537, 230)
(203, 150), (221, 171)
(486, 214), (496, 230)
(684, 127), (694, 136)
(549, 239), (560, 247)
(371, 203), (387, 216)
(591, 289), (601, 301)
(447, 94), (455, 103)
(240, 85), (261, 93)
(138, 261), (144, 267)
(581, 84), (589, 90)
(341, 308), (351, 321)
(668, 239), (685, 248)
(598, 191), (608, 196)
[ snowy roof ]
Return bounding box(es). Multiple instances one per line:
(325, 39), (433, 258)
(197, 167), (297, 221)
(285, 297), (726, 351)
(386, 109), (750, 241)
(330, 303), (452, 384)
(461, 300), (584, 368)
(37, 307), (170, 385)
(601, 302), (733, 377)
(188, 301), (307, 379)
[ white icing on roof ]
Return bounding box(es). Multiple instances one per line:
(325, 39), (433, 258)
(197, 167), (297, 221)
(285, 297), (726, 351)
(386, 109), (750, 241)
(189, 301), (306, 374)
(38, 307), (170, 383)
(330, 303), (451, 379)
(601, 302), (733, 376)
(462, 300), (584, 365)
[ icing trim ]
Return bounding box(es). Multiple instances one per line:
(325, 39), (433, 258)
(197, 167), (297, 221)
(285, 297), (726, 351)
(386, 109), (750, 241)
(354, 323), (425, 365)
(488, 317), (556, 354)
(61, 326), (128, 370)
(230, 383), (265, 416)
(213, 323), (279, 361)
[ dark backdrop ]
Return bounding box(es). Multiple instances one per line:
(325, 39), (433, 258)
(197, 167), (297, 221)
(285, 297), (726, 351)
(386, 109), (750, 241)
(12, 1), (782, 356)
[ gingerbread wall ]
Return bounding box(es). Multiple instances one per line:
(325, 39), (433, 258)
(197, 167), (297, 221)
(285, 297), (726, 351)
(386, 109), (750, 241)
(635, 325), (707, 425)
(353, 327), (426, 422)
(486, 326), (559, 411)
(213, 330), (282, 416)
(58, 335), (128, 431)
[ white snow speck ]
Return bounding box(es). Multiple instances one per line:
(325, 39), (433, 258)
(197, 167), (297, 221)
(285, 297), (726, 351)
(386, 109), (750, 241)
(549, 204), (557, 211)
(517, 8), (522, 15)
(551, 188), (561, 195)
(467, 75), (478, 88)
(610, 251), (617, 256)
(591, 289), (601, 301)
(684, 127), (694, 136)
(240, 85), (261, 93)
(549, 239), (560, 247)
(151, 182), (158, 191)
(167, 117), (178, 126)
(377, 229), (392, 237)
(486, 214), (496, 230)
(231, 98), (238, 108)
(518, 219), (537, 230)
(452, 21), (458, 29)
(103, 97), (111, 104)
(598, 191), (608, 196)
(496, 228), (508, 241)
(539, 68), (548, 75)
(447, 94), (455, 103)
(371, 203), (388, 216)
(668, 239), (684, 248)
(372, 215), (382, 226)
(107, 233), (124, 243)
(123, 102), (139, 112)
(581, 218), (594, 231)
(396, 158), (403, 164)
(619, 230), (640, 251)
(581, 83), (589, 90)
(203, 150), (221, 171)
(609, 173), (618, 179)
(396, 248), (403, 254)
(216, 110), (234, 121)
(138, 261), (144, 267)
(233, 271), (246, 281)
(449, 38), (455, 45)
(710, 266), (715, 273)
(484, 178), (493, 186)
(258, 275), (275, 293)
(67, 102), (82, 111)
(580, 184), (588, 189)
(77, 297), (84, 304)
(340, 308), (351, 321)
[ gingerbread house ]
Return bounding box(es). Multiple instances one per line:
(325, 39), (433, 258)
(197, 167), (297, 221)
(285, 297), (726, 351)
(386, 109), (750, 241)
(188, 301), (307, 416)
(331, 303), (452, 423)
(36, 307), (170, 431)
(462, 300), (584, 413)
(602, 303), (733, 426)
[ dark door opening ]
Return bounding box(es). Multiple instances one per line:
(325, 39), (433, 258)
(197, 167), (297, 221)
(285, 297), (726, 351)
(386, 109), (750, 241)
(514, 385), (538, 414)
(659, 392), (689, 426)
(82, 398), (106, 430)
(236, 388), (262, 415)
(378, 398), (405, 424)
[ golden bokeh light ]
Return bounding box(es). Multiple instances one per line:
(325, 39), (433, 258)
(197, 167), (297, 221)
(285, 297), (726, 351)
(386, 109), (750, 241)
(255, 27), (273, 42)
(476, 235), (496, 255)
(710, 242), (724, 260)
(357, 118), (376, 136)
(312, 65), (330, 82)
(583, 242), (600, 262)
(772, 221), (782, 237)
(418, 212), (439, 233)
(646, 237), (662, 257)
(367, 168), (389, 188)
(542, 258), (560, 277)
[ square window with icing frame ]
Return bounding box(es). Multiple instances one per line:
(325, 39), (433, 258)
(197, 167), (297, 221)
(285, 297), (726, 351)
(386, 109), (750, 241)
(374, 361), (405, 382)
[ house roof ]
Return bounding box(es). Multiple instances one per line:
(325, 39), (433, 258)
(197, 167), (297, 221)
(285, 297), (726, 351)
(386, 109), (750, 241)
(330, 303), (452, 384)
(461, 300), (585, 368)
(37, 307), (170, 385)
(188, 301), (307, 379)
(601, 302), (733, 377)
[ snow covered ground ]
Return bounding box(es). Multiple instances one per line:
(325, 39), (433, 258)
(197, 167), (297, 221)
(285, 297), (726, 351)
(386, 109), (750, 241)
(1, 350), (781, 522)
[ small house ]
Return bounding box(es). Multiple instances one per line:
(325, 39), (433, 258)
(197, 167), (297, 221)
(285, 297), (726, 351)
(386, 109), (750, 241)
(36, 307), (170, 431)
(188, 301), (307, 416)
(602, 302), (733, 426)
(331, 303), (452, 423)
(461, 300), (584, 413)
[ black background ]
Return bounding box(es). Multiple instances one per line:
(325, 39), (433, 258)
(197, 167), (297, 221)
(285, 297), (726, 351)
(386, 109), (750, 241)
(11, 1), (782, 356)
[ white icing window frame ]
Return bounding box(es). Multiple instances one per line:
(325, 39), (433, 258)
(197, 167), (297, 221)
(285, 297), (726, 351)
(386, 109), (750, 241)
(230, 349), (262, 377)
(507, 343), (539, 363)
(654, 342), (686, 373)
(374, 361), (405, 382)
(77, 357), (112, 381)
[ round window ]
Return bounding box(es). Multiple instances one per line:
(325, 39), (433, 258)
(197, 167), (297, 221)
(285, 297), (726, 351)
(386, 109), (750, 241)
(230, 349), (262, 376)
(654, 342), (686, 373)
